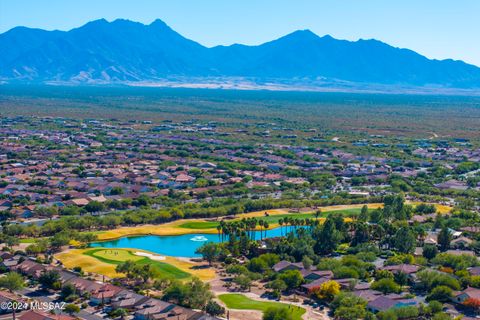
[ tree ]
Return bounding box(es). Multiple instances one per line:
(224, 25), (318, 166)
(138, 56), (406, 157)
(314, 218), (340, 255)
(438, 227), (452, 252)
(427, 285), (452, 302)
(205, 300), (225, 317)
(311, 280), (340, 301)
(423, 244), (438, 260)
(359, 205), (369, 222)
(50, 232), (71, 250)
(266, 279), (287, 299)
(263, 307), (292, 320)
(116, 260), (137, 278)
(39, 270), (61, 290)
(85, 200), (105, 213)
(163, 278), (212, 309)
(234, 274), (252, 291)
(109, 308), (128, 319)
(248, 257), (269, 273)
(4, 236), (19, 249)
(331, 292), (367, 319)
(335, 307), (367, 320)
(393, 226), (416, 254)
(64, 304), (80, 315)
(110, 186), (124, 195)
(0, 272), (24, 292)
(279, 270), (303, 291)
(196, 242), (221, 266)
(376, 309), (398, 320)
(352, 222), (370, 245)
(302, 256), (313, 270)
(371, 278), (401, 294)
(60, 283), (77, 300)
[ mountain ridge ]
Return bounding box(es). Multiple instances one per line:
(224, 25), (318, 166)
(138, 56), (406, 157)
(2, 18), (480, 90)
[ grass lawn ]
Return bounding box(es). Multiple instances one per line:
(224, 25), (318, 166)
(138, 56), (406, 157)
(84, 248), (190, 279)
(218, 294), (305, 320)
(178, 221), (221, 229)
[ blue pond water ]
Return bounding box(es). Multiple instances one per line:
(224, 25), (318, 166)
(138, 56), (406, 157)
(90, 226), (295, 257)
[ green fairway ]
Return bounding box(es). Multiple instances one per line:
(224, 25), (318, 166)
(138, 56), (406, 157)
(178, 221), (221, 229)
(178, 208), (361, 230)
(218, 294), (306, 320)
(84, 248), (190, 280)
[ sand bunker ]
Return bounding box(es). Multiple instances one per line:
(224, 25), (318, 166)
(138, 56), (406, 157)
(134, 252), (166, 261)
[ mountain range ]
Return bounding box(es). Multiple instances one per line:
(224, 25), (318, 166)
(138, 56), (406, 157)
(2, 18), (480, 90)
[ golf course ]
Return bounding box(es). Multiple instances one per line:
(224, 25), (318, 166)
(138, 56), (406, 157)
(218, 294), (306, 320)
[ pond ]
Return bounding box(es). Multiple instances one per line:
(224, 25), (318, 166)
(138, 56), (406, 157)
(90, 226), (296, 257)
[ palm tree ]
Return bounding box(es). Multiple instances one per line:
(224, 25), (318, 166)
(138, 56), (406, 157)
(258, 220), (264, 240)
(279, 219), (284, 236)
(315, 209), (321, 220)
(216, 225), (222, 241)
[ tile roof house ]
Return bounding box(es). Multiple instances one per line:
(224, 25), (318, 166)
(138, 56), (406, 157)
(66, 277), (103, 294)
(468, 266), (480, 276)
(367, 296), (418, 313)
(451, 236), (473, 248)
(90, 283), (124, 305)
(12, 259), (46, 278)
(300, 277), (331, 292)
(134, 298), (175, 320)
(453, 287), (480, 303)
(272, 261), (303, 273)
(111, 290), (150, 309)
(380, 264), (420, 275)
(18, 310), (76, 320)
(0, 290), (26, 314)
(352, 289), (383, 302)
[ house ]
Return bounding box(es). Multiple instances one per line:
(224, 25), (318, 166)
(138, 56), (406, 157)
(451, 236), (473, 249)
(302, 270), (334, 281)
(19, 310), (76, 320)
(12, 259), (46, 278)
(272, 261), (303, 273)
(445, 249), (476, 256)
(134, 298), (175, 320)
(468, 267), (480, 276)
(461, 226), (480, 234)
(67, 277), (103, 294)
(300, 277), (330, 293)
(453, 287), (480, 303)
(88, 195), (107, 203)
(0, 254), (21, 268)
(367, 296), (418, 313)
(0, 290), (26, 314)
(69, 198), (89, 206)
(353, 289), (382, 302)
(90, 283), (123, 305)
(111, 290), (149, 309)
(380, 264), (420, 276)
(434, 180), (468, 191)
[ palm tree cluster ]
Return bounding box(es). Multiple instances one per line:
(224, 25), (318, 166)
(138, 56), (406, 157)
(215, 216), (322, 242)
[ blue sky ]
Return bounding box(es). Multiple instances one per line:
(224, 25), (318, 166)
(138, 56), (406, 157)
(1, 0), (479, 66)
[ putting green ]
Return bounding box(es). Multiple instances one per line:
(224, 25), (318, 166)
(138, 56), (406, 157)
(218, 294), (305, 320)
